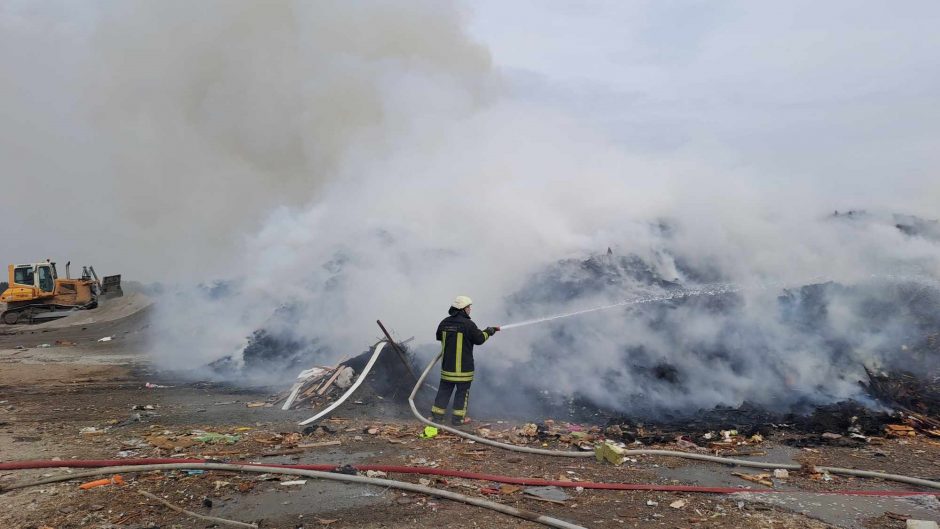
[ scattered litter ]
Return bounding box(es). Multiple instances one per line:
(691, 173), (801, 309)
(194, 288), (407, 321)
(245, 402), (267, 408)
(97, 336), (113, 342)
(145, 382), (171, 389)
(147, 435), (197, 451)
(419, 478), (432, 486)
(907, 521), (939, 529)
(518, 423), (538, 437)
(669, 499), (687, 509)
(79, 426), (108, 436)
(646, 500), (659, 507)
(194, 432), (240, 444)
(523, 486), (570, 503)
(676, 435), (706, 451)
(185, 470), (205, 476)
(773, 469), (789, 479)
(365, 470), (387, 478)
(732, 472), (774, 487)
(280, 480), (307, 486)
(37, 343), (52, 348)
(79, 474), (124, 490)
(296, 440), (342, 449)
(131, 404), (156, 410)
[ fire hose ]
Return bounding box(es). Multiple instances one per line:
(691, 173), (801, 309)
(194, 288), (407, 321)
(0, 463), (587, 529)
(0, 459), (935, 497)
(409, 352), (940, 491)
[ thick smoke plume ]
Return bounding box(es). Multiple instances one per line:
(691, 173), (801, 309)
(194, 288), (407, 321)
(2, 2), (939, 416)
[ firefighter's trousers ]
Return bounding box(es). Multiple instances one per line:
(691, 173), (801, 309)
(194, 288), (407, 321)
(430, 379), (471, 424)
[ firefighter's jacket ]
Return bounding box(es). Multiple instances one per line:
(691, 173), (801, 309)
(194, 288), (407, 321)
(436, 311), (491, 383)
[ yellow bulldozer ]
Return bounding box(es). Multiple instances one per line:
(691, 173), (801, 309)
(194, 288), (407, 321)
(0, 260), (122, 324)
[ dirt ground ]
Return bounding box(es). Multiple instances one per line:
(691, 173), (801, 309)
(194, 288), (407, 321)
(1, 303), (938, 529)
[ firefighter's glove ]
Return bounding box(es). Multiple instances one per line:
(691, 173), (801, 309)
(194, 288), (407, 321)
(485, 326), (500, 335)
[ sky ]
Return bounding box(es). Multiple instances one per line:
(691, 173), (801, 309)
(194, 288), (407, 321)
(1, 1), (938, 280)
(467, 1), (940, 204)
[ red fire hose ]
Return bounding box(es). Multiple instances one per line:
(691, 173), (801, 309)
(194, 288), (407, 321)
(0, 458), (935, 497)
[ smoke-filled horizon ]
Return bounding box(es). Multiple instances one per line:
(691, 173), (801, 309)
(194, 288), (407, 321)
(2, 1), (939, 414)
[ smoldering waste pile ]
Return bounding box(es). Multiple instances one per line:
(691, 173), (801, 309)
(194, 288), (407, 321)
(206, 216), (940, 437)
(476, 215), (940, 431)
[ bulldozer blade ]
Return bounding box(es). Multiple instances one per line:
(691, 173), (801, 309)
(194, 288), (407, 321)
(101, 274), (123, 299)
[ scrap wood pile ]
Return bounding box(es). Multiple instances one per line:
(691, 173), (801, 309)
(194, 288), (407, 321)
(278, 364), (356, 411)
(276, 339), (418, 414)
(862, 366), (940, 437)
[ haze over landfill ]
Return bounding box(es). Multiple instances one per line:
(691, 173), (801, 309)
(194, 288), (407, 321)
(4, 3), (940, 529)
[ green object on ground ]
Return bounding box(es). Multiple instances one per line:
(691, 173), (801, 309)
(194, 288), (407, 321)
(195, 433), (240, 444)
(595, 441), (626, 465)
(421, 426), (439, 439)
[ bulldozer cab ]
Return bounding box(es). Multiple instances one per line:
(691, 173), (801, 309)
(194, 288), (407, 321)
(12, 263), (56, 292)
(12, 265), (35, 287)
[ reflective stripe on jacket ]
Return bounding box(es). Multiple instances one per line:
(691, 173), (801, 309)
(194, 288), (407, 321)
(436, 311), (490, 382)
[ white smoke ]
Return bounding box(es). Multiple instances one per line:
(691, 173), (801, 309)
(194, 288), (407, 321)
(2, 1), (939, 414)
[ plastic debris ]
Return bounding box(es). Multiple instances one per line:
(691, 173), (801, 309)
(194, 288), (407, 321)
(420, 426), (439, 438)
(280, 480), (307, 486)
(97, 336), (113, 342)
(79, 474), (124, 490)
(365, 470), (387, 478)
(79, 426), (108, 436)
(333, 366), (355, 390)
(907, 521), (939, 529)
(646, 500), (659, 507)
(522, 486), (570, 502)
(675, 435), (706, 451)
(669, 499), (687, 509)
(37, 343), (52, 348)
(773, 469), (789, 479)
(144, 382), (170, 389)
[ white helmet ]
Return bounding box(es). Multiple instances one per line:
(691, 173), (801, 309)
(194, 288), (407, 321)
(451, 295), (473, 310)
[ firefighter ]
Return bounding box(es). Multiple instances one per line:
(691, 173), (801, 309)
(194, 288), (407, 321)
(430, 295), (500, 426)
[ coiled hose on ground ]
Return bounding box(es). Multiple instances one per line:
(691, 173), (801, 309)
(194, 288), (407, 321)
(409, 352), (940, 491)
